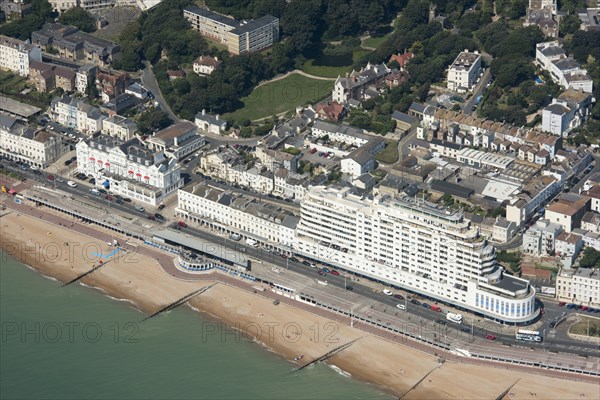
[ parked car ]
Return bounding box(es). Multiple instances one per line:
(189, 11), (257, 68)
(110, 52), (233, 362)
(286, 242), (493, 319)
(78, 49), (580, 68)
(105, 195), (113, 201)
(67, 181), (77, 187)
(154, 213), (165, 221)
(410, 299), (421, 306)
(134, 204), (145, 213)
(330, 270), (340, 276)
(558, 302), (566, 307)
(393, 294), (404, 300)
(47, 175), (54, 181)
(422, 303), (431, 309)
(157, 204), (165, 211)
(64, 160), (72, 166)
(382, 289), (393, 296)
(485, 334), (496, 341)
(147, 215), (155, 220)
(318, 270), (326, 276)
(302, 260), (311, 266)
(322, 267), (331, 273)
(461, 327), (470, 333)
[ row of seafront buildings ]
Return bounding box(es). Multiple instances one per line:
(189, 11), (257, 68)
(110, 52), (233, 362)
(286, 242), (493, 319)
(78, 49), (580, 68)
(175, 182), (538, 324)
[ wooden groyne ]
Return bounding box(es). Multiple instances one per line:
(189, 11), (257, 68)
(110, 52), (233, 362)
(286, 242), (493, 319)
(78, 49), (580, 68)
(142, 283), (217, 322)
(295, 337), (362, 372)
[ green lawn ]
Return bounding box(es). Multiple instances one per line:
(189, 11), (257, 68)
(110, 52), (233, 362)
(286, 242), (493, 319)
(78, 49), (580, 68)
(375, 139), (399, 164)
(362, 35), (390, 49)
(302, 59), (351, 78)
(223, 73), (333, 122)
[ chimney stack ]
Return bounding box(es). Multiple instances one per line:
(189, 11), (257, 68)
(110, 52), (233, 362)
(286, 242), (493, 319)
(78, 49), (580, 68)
(202, 109), (206, 115)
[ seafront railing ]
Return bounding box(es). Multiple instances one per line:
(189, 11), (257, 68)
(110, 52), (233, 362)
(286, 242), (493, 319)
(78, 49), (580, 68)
(17, 194), (599, 378)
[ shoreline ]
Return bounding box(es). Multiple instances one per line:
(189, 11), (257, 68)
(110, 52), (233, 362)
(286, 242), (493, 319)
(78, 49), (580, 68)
(1, 210), (600, 399)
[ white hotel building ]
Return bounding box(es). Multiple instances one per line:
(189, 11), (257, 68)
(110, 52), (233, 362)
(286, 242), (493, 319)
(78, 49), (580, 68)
(295, 186), (538, 324)
(175, 182), (538, 324)
(76, 133), (182, 205)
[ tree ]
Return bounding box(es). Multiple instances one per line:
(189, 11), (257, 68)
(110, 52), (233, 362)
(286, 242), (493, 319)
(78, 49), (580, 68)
(560, 14), (581, 37)
(579, 248), (600, 268)
(58, 7), (96, 32)
(137, 108), (172, 134)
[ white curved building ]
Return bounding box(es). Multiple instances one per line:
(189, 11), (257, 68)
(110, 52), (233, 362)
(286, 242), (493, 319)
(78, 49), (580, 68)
(296, 186), (538, 324)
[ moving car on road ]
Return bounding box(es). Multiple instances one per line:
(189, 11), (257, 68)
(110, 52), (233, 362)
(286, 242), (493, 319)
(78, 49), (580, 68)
(383, 289), (393, 296)
(67, 181), (77, 187)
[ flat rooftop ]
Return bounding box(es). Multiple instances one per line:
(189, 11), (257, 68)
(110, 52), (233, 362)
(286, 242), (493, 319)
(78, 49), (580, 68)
(491, 274), (529, 293)
(0, 96), (41, 118)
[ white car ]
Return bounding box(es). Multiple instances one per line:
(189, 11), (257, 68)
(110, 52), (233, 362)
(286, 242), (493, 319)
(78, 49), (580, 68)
(67, 180), (77, 187)
(194, 152), (201, 157)
(30, 165), (38, 171)
(383, 289), (393, 296)
(396, 304), (406, 310)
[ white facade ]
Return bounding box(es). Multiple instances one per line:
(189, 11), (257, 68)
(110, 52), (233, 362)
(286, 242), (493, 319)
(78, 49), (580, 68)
(556, 267), (600, 307)
(194, 109), (227, 135)
(76, 134), (182, 205)
(295, 186), (538, 323)
(447, 50), (482, 92)
(535, 41), (594, 93)
(0, 35), (42, 77)
(176, 183), (298, 247)
(101, 115), (137, 141)
(0, 113), (68, 167)
(50, 95), (104, 135)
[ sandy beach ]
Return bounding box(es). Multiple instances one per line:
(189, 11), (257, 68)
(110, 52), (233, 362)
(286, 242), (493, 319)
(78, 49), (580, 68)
(1, 210), (599, 399)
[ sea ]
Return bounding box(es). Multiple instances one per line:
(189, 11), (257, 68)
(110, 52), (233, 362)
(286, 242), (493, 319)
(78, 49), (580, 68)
(0, 253), (393, 400)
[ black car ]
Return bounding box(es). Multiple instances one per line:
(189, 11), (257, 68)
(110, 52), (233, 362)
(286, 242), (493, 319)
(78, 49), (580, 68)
(157, 204), (165, 211)
(64, 160), (72, 166)
(436, 319), (447, 325)
(461, 327), (470, 333)
(98, 188), (107, 194)
(410, 299), (421, 306)
(123, 198), (132, 203)
(302, 260), (311, 266)
(89, 178), (96, 185)
(290, 257), (299, 263)
(70, 156), (77, 162)
(154, 213), (165, 221)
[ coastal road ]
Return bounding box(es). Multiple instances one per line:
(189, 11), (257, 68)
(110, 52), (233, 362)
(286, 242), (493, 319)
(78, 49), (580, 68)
(176, 223), (600, 357)
(5, 162), (599, 357)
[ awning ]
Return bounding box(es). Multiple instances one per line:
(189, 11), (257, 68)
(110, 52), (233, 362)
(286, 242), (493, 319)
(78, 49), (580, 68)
(136, 173), (142, 177)
(97, 159), (103, 164)
(105, 162), (110, 167)
(143, 176), (149, 180)
(128, 170), (134, 174)
(89, 157), (95, 161)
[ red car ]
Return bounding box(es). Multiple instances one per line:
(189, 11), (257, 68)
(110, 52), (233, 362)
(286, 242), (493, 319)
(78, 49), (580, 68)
(47, 175), (54, 181)
(581, 306), (588, 311)
(330, 270), (340, 276)
(393, 294), (404, 300)
(558, 302), (566, 307)
(105, 195), (113, 201)
(485, 334), (496, 341)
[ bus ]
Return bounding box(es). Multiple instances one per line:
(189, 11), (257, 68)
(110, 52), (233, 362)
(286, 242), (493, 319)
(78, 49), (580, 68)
(515, 329), (542, 342)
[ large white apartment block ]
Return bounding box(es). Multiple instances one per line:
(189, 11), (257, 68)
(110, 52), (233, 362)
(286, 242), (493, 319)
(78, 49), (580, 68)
(183, 6), (279, 55)
(76, 133), (182, 205)
(447, 50), (482, 93)
(295, 186), (538, 324)
(535, 41), (594, 93)
(0, 35), (42, 77)
(176, 183), (299, 246)
(50, 0), (114, 13)
(0, 112), (69, 167)
(101, 115), (137, 141)
(556, 267), (600, 307)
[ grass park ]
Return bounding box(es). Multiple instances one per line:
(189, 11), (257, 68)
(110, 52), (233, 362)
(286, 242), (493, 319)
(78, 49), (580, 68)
(569, 316), (600, 338)
(223, 73), (333, 122)
(375, 140), (400, 164)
